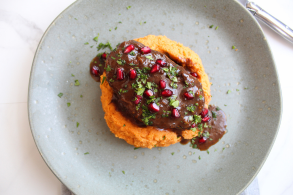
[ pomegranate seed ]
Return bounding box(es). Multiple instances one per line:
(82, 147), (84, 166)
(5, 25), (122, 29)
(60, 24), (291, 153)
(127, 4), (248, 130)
(148, 102), (160, 112)
(172, 108), (180, 118)
(116, 68), (124, 80)
(191, 123), (196, 128)
(156, 59), (167, 67)
(159, 80), (166, 89)
(144, 89), (154, 98)
(91, 66), (99, 77)
(184, 91), (194, 100)
(161, 89), (173, 97)
(150, 64), (160, 73)
(124, 44), (135, 53)
(140, 46), (151, 54)
(198, 137), (207, 144)
(129, 69), (137, 80)
(190, 72), (198, 77)
(200, 108), (209, 118)
(101, 52), (107, 60)
(134, 95), (142, 105)
(202, 115), (211, 122)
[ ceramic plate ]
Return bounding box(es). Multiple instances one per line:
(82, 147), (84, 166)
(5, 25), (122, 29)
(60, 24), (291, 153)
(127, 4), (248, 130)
(28, 0), (282, 194)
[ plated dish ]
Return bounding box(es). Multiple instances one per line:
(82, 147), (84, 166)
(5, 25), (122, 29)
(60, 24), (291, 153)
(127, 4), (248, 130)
(91, 35), (227, 150)
(28, 0), (281, 194)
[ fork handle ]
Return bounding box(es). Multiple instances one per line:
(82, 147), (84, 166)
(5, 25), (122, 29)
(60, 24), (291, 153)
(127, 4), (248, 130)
(246, 1), (293, 44)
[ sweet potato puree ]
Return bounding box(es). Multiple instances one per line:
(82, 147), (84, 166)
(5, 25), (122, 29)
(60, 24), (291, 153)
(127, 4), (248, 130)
(100, 35), (211, 149)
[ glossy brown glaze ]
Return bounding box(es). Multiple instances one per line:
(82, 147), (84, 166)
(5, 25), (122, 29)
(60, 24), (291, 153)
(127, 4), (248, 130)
(188, 105), (227, 151)
(89, 56), (106, 82)
(105, 40), (205, 130)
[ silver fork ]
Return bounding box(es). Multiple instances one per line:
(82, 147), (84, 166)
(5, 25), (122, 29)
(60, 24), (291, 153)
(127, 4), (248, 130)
(238, 0), (293, 44)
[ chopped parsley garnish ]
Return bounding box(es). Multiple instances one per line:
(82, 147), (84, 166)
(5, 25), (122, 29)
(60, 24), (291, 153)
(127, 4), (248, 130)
(134, 147), (140, 150)
(58, 93), (63, 98)
(194, 115), (202, 124)
(209, 25), (214, 28)
(170, 98), (179, 107)
(199, 95), (203, 100)
(118, 21), (122, 23)
(74, 80), (80, 86)
(101, 76), (106, 84)
(236, 89), (240, 91)
(162, 67), (169, 72)
(122, 171), (125, 174)
(129, 51), (135, 56)
(171, 152), (175, 155)
(198, 156), (201, 160)
(99, 64), (102, 66)
(222, 147), (225, 151)
(141, 105), (156, 125)
(76, 122), (80, 127)
(84, 42), (89, 45)
(216, 107), (221, 111)
(224, 104), (227, 106)
(80, 95), (83, 98)
(117, 59), (126, 65)
(244, 87), (249, 90)
(126, 6), (131, 9)
(163, 136), (166, 140)
(84, 152), (89, 155)
(215, 26), (219, 30)
(170, 82), (178, 89)
(212, 111), (217, 118)
(207, 150), (210, 154)
(71, 74), (75, 77)
(145, 55), (153, 60)
(67, 102), (71, 107)
(93, 34), (99, 42)
(105, 66), (111, 72)
(115, 27), (117, 30)
(171, 77), (178, 82)
(97, 41), (113, 51)
(162, 110), (171, 117)
(123, 124), (126, 127)
(191, 127), (197, 132)
(111, 56), (116, 60)
(187, 105), (196, 112)
(227, 90), (231, 94)
(129, 63), (137, 66)
(146, 82), (152, 89)
(109, 29), (111, 31)
(232, 45), (236, 49)
(204, 123), (208, 128)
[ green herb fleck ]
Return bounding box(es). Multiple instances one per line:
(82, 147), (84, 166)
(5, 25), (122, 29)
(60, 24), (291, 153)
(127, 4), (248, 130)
(209, 25), (214, 28)
(76, 122), (80, 127)
(224, 104), (227, 106)
(134, 147), (139, 150)
(71, 74), (75, 77)
(244, 87), (249, 90)
(227, 90), (231, 94)
(216, 107), (221, 111)
(122, 171), (125, 174)
(119, 21), (122, 23)
(105, 66), (111, 72)
(163, 136), (166, 140)
(84, 152), (89, 155)
(101, 76), (106, 84)
(126, 6), (131, 9)
(84, 42), (89, 45)
(145, 55), (153, 60)
(74, 80), (80, 86)
(236, 89), (240, 91)
(93, 34), (100, 42)
(222, 147), (225, 151)
(80, 95), (83, 98)
(115, 27), (117, 30)
(111, 56), (116, 60)
(67, 102), (71, 107)
(207, 150), (210, 154)
(170, 99), (179, 108)
(212, 111), (217, 119)
(171, 152), (175, 155)
(232, 45), (236, 49)
(58, 93), (63, 98)
(198, 156), (201, 160)
(215, 26), (219, 30)
(129, 51), (136, 56)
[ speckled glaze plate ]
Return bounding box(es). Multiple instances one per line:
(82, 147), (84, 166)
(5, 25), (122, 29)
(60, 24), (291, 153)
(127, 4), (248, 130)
(28, 0), (282, 194)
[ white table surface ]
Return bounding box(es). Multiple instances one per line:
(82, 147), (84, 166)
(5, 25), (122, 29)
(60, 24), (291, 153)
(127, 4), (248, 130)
(0, 0), (292, 194)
